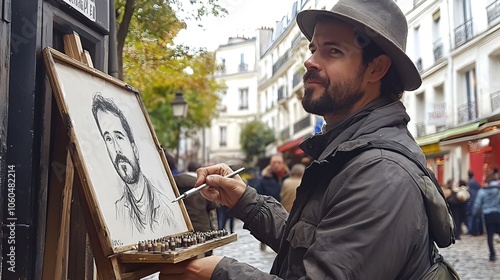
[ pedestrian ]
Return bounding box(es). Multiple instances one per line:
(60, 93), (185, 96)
(280, 163), (305, 212)
(255, 153), (290, 203)
(216, 205), (234, 234)
(161, 0), (457, 278)
(443, 179), (468, 240)
(255, 153), (289, 250)
(472, 173), (500, 261)
(466, 170), (484, 236)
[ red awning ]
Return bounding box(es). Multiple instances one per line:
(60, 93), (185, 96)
(277, 137), (305, 153)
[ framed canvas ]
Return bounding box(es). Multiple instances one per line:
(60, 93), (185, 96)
(43, 47), (191, 255)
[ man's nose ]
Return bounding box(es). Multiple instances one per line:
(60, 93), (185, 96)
(113, 139), (123, 154)
(304, 53), (320, 71)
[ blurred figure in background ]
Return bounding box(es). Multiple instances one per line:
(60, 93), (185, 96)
(255, 153), (290, 250)
(280, 163), (306, 213)
(174, 161), (217, 256)
(443, 179), (468, 240)
(467, 170), (484, 236)
(473, 173), (500, 261)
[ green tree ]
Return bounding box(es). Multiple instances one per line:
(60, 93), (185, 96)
(115, 0), (227, 150)
(240, 120), (275, 164)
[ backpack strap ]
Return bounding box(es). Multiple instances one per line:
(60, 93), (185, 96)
(357, 139), (455, 247)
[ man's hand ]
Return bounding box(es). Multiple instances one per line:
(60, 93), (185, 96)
(160, 256), (223, 280)
(195, 164), (247, 208)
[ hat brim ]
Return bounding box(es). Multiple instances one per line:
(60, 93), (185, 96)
(297, 10), (422, 91)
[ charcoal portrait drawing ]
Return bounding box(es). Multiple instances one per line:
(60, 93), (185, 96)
(91, 92), (176, 235)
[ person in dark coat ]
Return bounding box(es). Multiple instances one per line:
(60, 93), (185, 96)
(467, 170), (484, 235)
(161, 0), (457, 278)
(255, 153), (290, 202)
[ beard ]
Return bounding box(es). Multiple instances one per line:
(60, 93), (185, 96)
(302, 66), (365, 116)
(114, 153), (141, 184)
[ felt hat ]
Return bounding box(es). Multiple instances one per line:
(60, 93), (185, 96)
(296, 0), (422, 91)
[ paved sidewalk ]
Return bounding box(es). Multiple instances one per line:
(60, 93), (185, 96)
(213, 219), (277, 273)
(440, 234), (500, 280)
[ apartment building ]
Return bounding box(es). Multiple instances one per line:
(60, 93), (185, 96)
(207, 37), (259, 165)
(208, 0), (500, 180)
(403, 0), (500, 184)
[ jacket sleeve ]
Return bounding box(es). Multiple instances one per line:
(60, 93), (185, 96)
(211, 187), (288, 280)
(211, 257), (281, 280)
(300, 157), (429, 279)
(230, 187), (288, 251)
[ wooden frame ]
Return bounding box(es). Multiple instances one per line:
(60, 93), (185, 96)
(43, 46), (193, 257)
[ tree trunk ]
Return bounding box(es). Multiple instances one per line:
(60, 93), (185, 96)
(116, 0), (136, 80)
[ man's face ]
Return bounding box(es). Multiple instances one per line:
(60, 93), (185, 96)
(270, 155), (286, 174)
(96, 111), (140, 184)
(302, 18), (368, 116)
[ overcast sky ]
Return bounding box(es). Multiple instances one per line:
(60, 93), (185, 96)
(174, 0), (297, 51)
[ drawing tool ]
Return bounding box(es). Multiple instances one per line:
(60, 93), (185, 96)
(172, 167), (245, 203)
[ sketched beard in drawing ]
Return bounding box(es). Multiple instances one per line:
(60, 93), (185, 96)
(91, 92), (175, 234)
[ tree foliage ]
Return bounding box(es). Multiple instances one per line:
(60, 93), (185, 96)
(115, 0), (227, 150)
(240, 120), (275, 164)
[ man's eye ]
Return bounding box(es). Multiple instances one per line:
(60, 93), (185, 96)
(330, 48), (342, 54)
(116, 135), (125, 141)
(104, 135), (112, 142)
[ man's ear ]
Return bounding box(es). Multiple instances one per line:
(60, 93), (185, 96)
(367, 54), (392, 83)
(133, 143), (139, 159)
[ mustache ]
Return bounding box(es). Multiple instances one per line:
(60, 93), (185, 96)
(303, 70), (328, 84)
(115, 153), (131, 167)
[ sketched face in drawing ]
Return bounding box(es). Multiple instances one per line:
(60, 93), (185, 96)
(97, 110), (140, 184)
(91, 92), (176, 235)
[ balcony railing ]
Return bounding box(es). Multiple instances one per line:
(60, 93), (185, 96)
(433, 38), (443, 62)
(280, 127), (290, 140)
(415, 58), (423, 72)
(436, 125), (447, 132)
(294, 115), (311, 134)
(277, 87), (285, 102)
(272, 50), (290, 75)
(413, 0), (424, 8)
(292, 70), (302, 88)
(238, 63), (248, 72)
(454, 19), (474, 48)
(457, 101), (478, 124)
(491, 90), (500, 111)
(291, 33), (304, 49)
(416, 121), (426, 137)
(487, 0), (500, 25)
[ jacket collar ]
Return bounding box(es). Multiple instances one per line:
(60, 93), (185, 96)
(300, 99), (410, 161)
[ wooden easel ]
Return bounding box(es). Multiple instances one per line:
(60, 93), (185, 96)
(41, 32), (236, 280)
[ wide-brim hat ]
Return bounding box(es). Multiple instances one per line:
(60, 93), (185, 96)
(296, 0), (422, 91)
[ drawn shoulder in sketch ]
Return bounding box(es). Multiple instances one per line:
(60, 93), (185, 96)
(91, 92), (175, 235)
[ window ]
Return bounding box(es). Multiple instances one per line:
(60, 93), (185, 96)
(414, 26), (422, 71)
(433, 10), (443, 61)
(458, 68), (478, 123)
(465, 68), (477, 105)
(239, 88), (249, 109)
(221, 58), (226, 73)
(219, 126), (227, 147)
(239, 53), (248, 71)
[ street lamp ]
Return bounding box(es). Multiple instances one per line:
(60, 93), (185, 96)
(171, 91), (188, 165)
(172, 91), (188, 118)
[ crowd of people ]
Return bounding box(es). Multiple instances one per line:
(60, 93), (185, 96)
(442, 167), (500, 262)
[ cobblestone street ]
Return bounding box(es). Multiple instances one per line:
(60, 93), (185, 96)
(440, 234), (500, 280)
(214, 219), (500, 279)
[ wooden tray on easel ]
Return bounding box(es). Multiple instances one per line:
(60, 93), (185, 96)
(41, 33), (236, 280)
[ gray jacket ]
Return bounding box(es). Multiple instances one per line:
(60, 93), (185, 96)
(212, 100), (432, 279)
